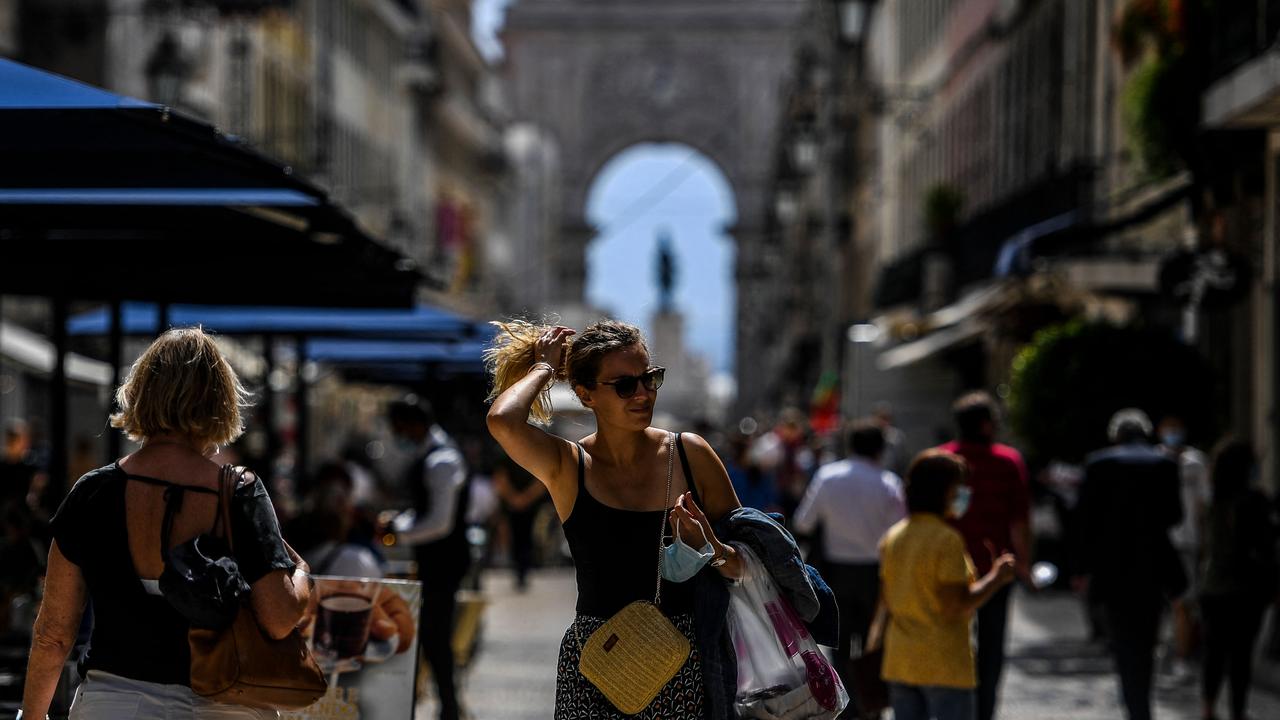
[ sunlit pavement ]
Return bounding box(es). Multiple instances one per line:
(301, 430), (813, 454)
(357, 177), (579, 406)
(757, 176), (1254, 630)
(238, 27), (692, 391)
(418, 568), (1280, 719)
(996, 588), (1280, 720)
(418, 567), (575, 720)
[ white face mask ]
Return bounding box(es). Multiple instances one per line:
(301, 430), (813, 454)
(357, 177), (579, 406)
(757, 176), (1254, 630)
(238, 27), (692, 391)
(948, 485), (972, 519)
(660, 521), (714, 584)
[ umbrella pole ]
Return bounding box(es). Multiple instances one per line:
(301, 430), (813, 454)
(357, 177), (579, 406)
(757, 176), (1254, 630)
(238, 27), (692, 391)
(0, 293), (4, 424)
(107, 299), (123, 462)
(50, 295), (68, 505)
(295, 335), (309, 485)
(263, 334), (278, 477)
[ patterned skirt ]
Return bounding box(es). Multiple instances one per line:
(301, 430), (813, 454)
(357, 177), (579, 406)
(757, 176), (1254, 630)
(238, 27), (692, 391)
(554, 612), (706, 719)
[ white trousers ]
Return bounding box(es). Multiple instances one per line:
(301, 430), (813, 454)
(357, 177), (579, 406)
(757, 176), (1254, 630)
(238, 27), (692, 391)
(69, 670), (278, 720)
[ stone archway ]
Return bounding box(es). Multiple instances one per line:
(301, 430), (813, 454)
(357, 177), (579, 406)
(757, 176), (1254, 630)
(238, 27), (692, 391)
(503, 0), (806, 413)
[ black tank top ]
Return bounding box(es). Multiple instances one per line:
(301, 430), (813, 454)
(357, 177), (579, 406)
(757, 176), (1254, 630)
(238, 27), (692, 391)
(560, 434), (700, 618)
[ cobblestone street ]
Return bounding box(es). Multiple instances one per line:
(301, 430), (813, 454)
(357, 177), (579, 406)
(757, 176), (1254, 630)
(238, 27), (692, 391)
(1000, 591), (1280, 719)
(420, 568), (1280, 719)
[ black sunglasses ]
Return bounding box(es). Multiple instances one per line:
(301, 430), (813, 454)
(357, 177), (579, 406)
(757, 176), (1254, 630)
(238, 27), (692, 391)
(595, 367), (666, 398)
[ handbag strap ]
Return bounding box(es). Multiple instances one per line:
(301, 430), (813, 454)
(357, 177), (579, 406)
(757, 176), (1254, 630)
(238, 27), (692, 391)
(574, 431), (677, 655)
(216, 464), (243, 554)
(653, 431), (674, 606)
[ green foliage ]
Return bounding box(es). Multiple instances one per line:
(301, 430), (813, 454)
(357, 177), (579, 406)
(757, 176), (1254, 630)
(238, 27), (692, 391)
(1007, 319), (1214, 464)
(1114, 0), (1200, 178)
(1122, 54), (1188, 178)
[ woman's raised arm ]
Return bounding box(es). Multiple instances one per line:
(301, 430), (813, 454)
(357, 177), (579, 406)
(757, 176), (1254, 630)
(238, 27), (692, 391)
(486, 325), (578, 512)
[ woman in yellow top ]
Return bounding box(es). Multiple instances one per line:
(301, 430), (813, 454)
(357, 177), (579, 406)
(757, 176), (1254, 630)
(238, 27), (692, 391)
(874, 450), (1016, 720)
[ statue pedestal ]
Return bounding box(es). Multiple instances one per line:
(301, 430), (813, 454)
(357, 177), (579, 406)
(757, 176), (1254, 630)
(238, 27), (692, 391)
(650, 309), (710, 423)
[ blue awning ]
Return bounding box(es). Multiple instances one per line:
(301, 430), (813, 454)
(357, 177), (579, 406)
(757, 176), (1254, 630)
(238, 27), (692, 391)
(0, 58), (155, 109)
(305, 339), (490, 364)
(303, 338), (492, 380)
(0, 59), (422, 307)
(0, 188), (319, 206)
(67, 302), (486, 340)
(994, 210), (1081, 277)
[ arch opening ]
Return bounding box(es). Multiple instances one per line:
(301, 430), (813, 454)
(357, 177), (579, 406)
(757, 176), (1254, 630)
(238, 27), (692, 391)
(584, 143), (737, 416)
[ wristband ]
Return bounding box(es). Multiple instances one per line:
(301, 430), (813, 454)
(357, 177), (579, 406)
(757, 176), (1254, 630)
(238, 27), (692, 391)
(530, 362), (556, 376)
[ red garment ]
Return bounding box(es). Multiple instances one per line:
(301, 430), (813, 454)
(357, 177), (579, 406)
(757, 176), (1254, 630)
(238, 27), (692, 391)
(936, 440), (1030, 576)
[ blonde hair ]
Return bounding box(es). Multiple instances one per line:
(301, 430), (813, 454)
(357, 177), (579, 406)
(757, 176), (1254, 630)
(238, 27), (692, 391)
(110, 327), (251, 448)
(484, 318), (648, 425)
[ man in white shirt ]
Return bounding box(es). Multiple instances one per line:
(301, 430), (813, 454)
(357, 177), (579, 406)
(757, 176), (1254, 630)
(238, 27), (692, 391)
(794, 421), (906, 719)
(388, 399), (469, 720)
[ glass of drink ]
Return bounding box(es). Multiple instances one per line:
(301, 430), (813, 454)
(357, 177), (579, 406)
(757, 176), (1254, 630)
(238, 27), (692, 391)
(312, 578), (381, 673)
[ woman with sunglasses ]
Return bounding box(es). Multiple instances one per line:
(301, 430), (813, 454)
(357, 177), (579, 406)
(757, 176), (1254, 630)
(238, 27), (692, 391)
(485, 319), (744, 719)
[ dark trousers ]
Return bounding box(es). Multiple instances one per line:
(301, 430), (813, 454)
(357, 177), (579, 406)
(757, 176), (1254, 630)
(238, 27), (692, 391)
(1102, 597), (1163, 720)
(825, 562), (882, 718)
(507, 509), (536, 588)
(1201, 593), (1268, 720)
(976, 584), (1012, 720)
(421, 580), (462, 720)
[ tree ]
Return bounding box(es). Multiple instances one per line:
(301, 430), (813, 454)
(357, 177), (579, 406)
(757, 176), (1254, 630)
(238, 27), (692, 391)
(1007, 319), (1214, 465)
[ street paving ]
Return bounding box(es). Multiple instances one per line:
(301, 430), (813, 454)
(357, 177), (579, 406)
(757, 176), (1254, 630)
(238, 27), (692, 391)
(419, 568), (1280, 719)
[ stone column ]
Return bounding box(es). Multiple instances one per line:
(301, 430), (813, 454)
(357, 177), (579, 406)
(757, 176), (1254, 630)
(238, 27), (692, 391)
(557, 217), (595, 306)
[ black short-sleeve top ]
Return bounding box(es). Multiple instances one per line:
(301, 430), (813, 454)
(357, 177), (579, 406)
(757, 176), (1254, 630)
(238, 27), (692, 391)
(49, 463), (292, 686)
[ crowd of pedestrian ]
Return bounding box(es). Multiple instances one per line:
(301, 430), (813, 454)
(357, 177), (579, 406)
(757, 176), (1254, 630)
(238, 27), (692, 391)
(7, 321), (1280, 720)
(694, 391), (1279, 720)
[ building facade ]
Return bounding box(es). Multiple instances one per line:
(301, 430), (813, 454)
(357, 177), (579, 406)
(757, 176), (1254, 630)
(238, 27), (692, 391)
(9, 0), (512, 317)
(828, 0), (1209, 458)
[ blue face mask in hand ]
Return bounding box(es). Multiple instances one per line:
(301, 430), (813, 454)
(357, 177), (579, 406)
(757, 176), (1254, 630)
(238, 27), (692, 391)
(660, 521), (715, 583)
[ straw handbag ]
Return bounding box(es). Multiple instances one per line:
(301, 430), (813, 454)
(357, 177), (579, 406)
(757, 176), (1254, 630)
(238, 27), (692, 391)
(577, 433), (691, 715)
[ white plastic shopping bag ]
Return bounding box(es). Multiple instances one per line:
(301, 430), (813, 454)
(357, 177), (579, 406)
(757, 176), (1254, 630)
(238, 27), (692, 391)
(726, 543), (849, 719)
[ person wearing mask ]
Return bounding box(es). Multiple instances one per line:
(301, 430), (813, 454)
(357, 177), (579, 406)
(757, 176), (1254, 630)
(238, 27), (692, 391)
(1073, 409), (1183, 720)
(1198, 441), (1277, 720)
(1156, 414), (1210, 683)
(934, 392), (1031, 720)
(794, 420), (906, 718)
(386, 398), (470, 720)
(874, 449), (1017, 720)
